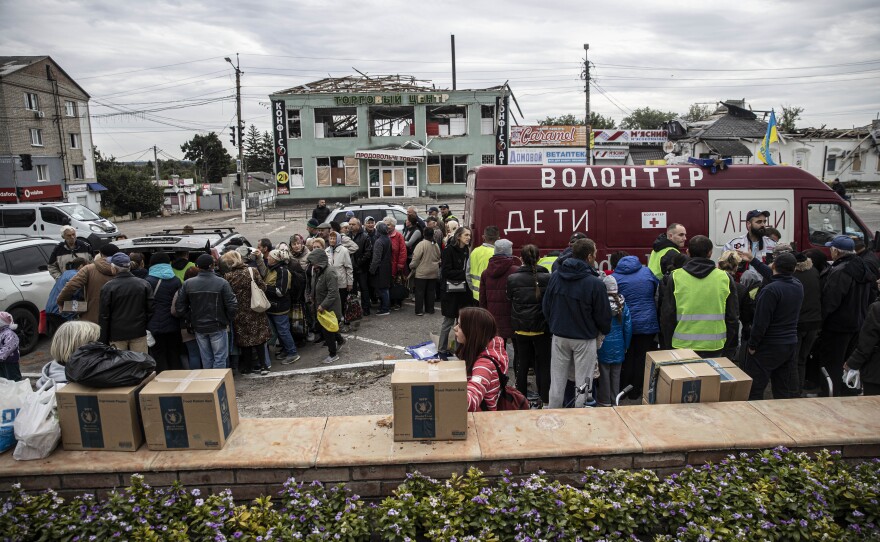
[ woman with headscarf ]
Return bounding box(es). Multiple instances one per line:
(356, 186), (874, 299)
(289, 233), (311, 269)
(221, 251), (272, 375)
(307, 249), (345, 364)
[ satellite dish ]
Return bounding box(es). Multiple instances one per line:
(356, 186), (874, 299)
(663, 141), (675, 153)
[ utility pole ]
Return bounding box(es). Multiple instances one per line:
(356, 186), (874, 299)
(153, 145), (160, 181)
(226, 54), (246, 223)
(583, 43), (592, 166)
(451, 34), (457, 90)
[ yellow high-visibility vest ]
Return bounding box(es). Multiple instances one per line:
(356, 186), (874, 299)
(671, 267), (730, 351)
(537, 256), (557, 272)
(467, 244), (494, 300)
(648, 246), (678, 279)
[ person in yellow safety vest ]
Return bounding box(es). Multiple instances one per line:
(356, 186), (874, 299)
(658, 235), (738, 358)
(648, 223), (688, 279)
(537, 251), (561, 272)
(467, 225), (499, 300)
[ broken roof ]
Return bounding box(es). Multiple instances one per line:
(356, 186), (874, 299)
(703, 139), (753, 157)
(694, 115), (768, 139)
(0, 56), (49, 77)
(274, 74), (504, 95)
(0, 55), (89, 98)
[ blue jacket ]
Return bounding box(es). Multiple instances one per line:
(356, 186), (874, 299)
(145, 264), (181, 334)
(542, 258), (611, 340)
(612, 256), (660, 335)
(46, 269), (82, 316)
(598, 301), (632, 364)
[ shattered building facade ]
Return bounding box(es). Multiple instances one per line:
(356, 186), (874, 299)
(269, 75), (505, 201)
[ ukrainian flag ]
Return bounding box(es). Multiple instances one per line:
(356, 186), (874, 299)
(758, 109), (779, 165)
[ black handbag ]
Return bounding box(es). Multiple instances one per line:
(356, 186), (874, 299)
(390, 276), (410, 301)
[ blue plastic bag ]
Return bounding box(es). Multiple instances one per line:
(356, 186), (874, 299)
(405, 341), (439, 361)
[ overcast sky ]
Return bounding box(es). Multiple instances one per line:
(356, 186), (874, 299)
(2, 0), (878, 161)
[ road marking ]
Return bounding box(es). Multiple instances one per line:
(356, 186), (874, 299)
(268, 225), (286, 234)
(224, 217), (238, 223)
(344, 335), (407, 351)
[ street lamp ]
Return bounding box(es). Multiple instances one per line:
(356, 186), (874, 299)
(226, 55), (246, 222)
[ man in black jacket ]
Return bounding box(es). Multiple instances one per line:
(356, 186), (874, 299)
(98, 253), (154, 353)
(312, 199), (331, 224)
(742, 253), (803, 400)
(348, 217), (372, 316)
(815, 235), (878, 396)
(175, 254), (238, 368)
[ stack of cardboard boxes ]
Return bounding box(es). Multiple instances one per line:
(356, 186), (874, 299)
(57, 369), (239, 452)
(642, 349), (753, 405)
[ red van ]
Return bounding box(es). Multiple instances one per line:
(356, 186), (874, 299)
(464, 164), (876, 271)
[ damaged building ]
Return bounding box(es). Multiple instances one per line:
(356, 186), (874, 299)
(269, 75), (506, 201)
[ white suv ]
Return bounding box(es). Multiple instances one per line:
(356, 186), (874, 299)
(325, 204), (413, 231)
(0, 237), (59, 354)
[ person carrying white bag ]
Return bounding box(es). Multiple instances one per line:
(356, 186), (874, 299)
(13, 379), (61, 461)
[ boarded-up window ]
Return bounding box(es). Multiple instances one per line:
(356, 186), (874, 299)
(344, 157), (360, 186)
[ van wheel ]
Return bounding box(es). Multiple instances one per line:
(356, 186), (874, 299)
(11, 308), (39, 355)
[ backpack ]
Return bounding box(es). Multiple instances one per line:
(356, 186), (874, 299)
(480, 355), (530, 411)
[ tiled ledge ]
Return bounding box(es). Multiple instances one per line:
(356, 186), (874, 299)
(2, 396), (879, 499)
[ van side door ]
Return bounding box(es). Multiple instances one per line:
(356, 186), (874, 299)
(39, 206), (70, 237)
(709, 189), (794, 257)
(0, 208), (38, 237)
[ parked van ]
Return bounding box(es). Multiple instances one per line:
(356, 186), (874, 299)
(464, 164), (876, 271)
(0, 202), (119, 246)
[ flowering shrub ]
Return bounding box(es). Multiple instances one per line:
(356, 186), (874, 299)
(0, 448), (877, 541)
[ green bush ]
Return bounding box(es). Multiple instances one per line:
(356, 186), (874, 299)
(0, 448), (877, 541)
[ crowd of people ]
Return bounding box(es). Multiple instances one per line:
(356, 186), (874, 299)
(433, 207), (880, 412)
(2, 204), (880, 416)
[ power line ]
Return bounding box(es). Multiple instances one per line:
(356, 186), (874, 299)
(77, 56), (229, 80)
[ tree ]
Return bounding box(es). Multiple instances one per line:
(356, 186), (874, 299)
(537, 112), (616, 129)
(243, 124), (273, 173)
(94, 148), (164, 216)
(180, 132), (232, 183)
(259, 131), (275, 173)
(683, 103), (713, 123)
(619, 107), (678, 129)
(779, 105), (804, 133)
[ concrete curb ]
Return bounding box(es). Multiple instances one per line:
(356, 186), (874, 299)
(21, 358), (430, 382)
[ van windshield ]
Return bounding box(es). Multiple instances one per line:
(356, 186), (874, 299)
(58, 204), (100, 221)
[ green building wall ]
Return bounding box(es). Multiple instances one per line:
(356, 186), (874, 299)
(270, 90), (502, 202)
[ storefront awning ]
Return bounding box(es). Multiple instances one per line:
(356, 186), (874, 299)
(355, 149), (424, 163)
(87, 183), (108, 191)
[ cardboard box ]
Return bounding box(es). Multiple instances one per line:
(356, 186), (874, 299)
(703, 358), (753, 402)
(391, 360), (467, 441)
(57, 373), (155, 451)
(656, 362), (721, 404)
(643, 349), (701, 404)
(139, 369), (239, 450)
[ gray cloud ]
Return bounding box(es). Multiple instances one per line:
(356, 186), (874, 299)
(2, 0), (877, 159)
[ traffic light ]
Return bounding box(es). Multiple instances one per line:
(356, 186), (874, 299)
(229, 126), (237, 147)
(20, 154), (32, 171)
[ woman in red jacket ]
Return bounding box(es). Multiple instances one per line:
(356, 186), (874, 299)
(454, 307), (510, 411)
